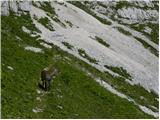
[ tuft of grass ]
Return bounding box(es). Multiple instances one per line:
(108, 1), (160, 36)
(62, 42), (74, 50)
(134, 37), (158, 57)
(116, 27), (132, 36)
(104, 65), (132, 80)
(78, 49), (98, 64)
(95, 36), (110, 47)
(38, 17), (55, 31)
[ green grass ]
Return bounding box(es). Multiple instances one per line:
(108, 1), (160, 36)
(134, 37), (158, 57)
(1, 9), (157, 119)
(68, 1), (112, 25)
(62, 42), (74, 50)
(78, 49), (98, 64)
(95, 36), (110, 47)
(104, 65), (132, 80)
(38, 17), (55, 31)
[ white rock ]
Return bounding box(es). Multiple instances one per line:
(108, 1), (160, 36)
(140, 96), (145, 100)
(117, 7), (158, 22)
(16, 36), (22, 41)
(40, 42), (52, 49)
(25, 46), (43, 53)
(1, 1), (9, 16)
(57, 105), (63, 109)
(36, 89), (41, 94)
(32, 107), (43, 113)
(9, 1), (18, 13)
(7, 66), (14, 70)
(22, 26), (31, 34)
(36, 97), (41, 101)
(144, 26), (152, 34)
(18, 1), (31, 12)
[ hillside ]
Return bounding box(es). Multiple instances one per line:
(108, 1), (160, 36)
(1, 0), (159, 118)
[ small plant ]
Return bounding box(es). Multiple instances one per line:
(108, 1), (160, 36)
(65, 20), (73, 27)
(78, 49), (98, 64)
(95, 36), (110, 47)
(104, 65), (132, 80)
(62, 42), (74, 50)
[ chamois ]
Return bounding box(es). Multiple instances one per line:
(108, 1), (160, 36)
(39, 67), (58, 91)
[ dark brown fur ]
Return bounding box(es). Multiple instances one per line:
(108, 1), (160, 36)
(39, 67), (58, 91)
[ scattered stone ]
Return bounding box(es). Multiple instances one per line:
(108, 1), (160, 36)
(32, 107), (43, 113)
(57, 105), (63, 109)
(36, 97), (41, 101)
(22, 26), (31, 34)
(140, 96), (145, 100)
(36, 89), (41, 94)
(40, 42), (52, 49)
(25, 46), (43, 53)
(7, 66), (14, 70)
(16, 36), (21, 41)
(64, 56), (71, 61)
(57, 94), (63, 98)
(74, 113), (79, 116)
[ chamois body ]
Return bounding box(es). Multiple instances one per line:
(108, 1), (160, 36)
(40, 67), (58, 91)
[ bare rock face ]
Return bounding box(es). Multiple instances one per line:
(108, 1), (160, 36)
(9, 1), (18, 13)
(18, 1), (32, 12)
(1, 1), (9, 16)
(1, 1), (32, 16)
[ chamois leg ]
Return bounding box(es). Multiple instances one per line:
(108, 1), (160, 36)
(46, 81), (51, 91)
(43, 80), (50, 91)
(44, 81), (47, 91)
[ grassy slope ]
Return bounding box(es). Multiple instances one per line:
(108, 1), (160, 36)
(1, 11), (155, 119)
